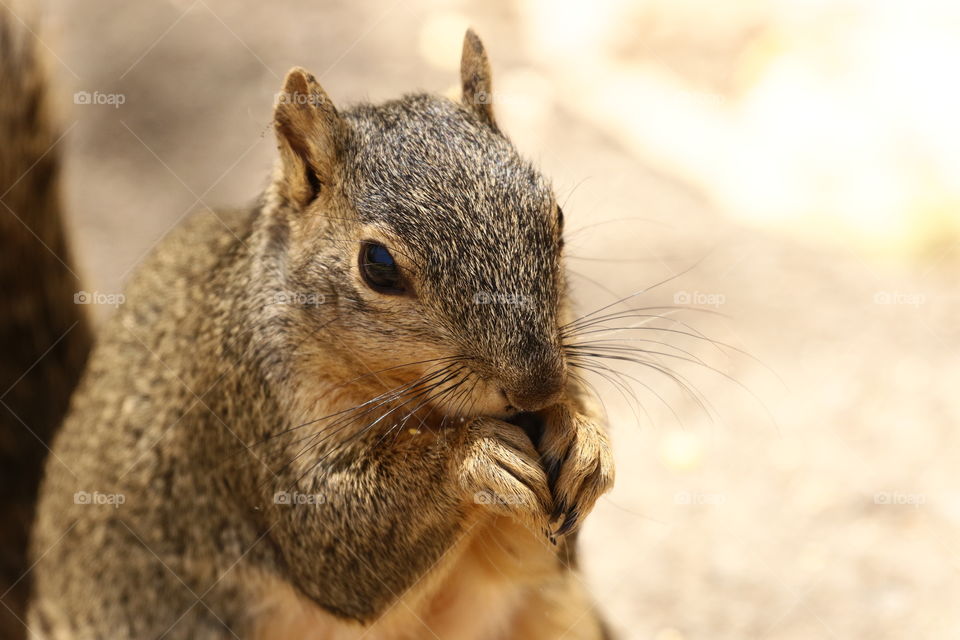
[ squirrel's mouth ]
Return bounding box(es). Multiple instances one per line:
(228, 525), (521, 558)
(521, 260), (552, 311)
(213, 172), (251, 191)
(421, 409), (545, 452)
(505, 411), (546, 449)
(421, 374), (516, 420)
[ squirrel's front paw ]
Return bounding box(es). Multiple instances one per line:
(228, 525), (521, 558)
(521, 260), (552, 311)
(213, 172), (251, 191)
(455, 417), (553, 538)
(539, 404), (615, 537)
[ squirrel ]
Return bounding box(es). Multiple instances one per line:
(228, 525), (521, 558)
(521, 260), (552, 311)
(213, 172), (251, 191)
(9, 12), (616, 639)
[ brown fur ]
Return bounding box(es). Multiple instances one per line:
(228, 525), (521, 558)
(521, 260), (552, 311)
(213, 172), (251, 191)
(27, 29), (615, 639)
(0, 8), (91, 639)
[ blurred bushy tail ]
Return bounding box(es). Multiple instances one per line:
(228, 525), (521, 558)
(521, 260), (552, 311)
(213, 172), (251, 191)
(0, 7), (91, 637)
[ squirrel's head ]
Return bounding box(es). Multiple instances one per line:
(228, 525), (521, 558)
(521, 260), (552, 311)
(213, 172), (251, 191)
(270, 31), (567, 419)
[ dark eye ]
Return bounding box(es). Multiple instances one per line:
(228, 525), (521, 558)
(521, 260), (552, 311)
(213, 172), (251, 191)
(359, 241), (404, 294)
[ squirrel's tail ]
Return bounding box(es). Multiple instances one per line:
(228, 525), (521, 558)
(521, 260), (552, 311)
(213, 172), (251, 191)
(0, 6), (91, 636)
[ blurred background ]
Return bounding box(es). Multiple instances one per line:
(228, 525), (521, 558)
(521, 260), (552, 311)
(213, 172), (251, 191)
(34, 0), (960, 637)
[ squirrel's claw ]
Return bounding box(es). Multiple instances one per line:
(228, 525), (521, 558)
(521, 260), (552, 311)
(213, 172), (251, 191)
(538, 404), (616, 538)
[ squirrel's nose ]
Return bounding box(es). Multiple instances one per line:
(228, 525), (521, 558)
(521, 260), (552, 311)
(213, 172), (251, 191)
(502, 369), (566, 412)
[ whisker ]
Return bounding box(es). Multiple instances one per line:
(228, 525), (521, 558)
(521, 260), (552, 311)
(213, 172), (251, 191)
(275, 364), (464, 465)
(289, 367), (468, 488)
(571, 360), (647, 428)
(562, 258), (709, 331)
(570, 346), (761, 419)
(564, 305), (728, 335)
(381, 372), (468, 450)
(566, 324), (731, 359)
(570, 359), (678, 428)
(567, 339), (710, 367)
(567, 344), (715, 373)
(566, 269), (633, 307)
(260, 361), (463, 447)
(571, 352), (716, 424)
(240, 362), (466, 484)
(564, 215), (672, 239)
(567, 370), (613, 426)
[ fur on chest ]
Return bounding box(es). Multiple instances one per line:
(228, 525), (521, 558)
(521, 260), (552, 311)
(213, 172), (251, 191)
(251, 512), (561, 640)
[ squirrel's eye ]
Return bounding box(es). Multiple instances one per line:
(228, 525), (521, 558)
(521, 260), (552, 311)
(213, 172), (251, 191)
(359, 241), (404, 294)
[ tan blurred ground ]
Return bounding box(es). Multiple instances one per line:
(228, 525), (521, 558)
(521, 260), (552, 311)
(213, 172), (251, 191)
(40, 0), (960, 638)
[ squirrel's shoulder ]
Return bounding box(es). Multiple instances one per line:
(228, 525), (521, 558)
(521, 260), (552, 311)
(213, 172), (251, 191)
(123, 207), (254, 301)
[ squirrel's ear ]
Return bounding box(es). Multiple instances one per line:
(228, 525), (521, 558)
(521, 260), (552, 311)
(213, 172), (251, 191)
(273, 67), (343, 208)
(460, 29), (497, 130)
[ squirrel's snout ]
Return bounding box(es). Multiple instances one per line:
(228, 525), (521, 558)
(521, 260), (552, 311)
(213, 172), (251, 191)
(502, 369), (566, 413)
(494, 340), (567, 413)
